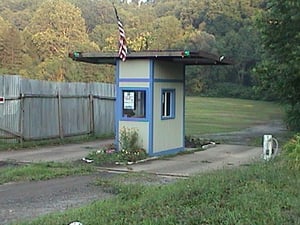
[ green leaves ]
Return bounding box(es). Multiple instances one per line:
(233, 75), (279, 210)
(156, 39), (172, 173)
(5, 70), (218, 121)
(255, 0), (300, 130)
(0, 16), (28, 74)
(0, 0), (269, 87)
(25, 0), (98, 58)
(0, 162), (94, 185)
(22, 0), (100, 81)
(119, 127), (147, 163)
(283, 133), (300, 170)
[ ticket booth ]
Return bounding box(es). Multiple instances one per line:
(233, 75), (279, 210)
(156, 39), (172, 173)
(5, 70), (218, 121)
(70, 50), (232, 156)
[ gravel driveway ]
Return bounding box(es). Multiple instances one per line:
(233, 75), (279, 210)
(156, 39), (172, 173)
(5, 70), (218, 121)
(0, 174), (113, 225)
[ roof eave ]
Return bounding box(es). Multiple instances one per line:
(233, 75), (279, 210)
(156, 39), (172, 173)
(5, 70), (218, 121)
(69, 50), (234, 66)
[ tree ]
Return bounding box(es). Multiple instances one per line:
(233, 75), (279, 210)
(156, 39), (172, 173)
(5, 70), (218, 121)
(255, 0), (300, 130)
(69, 0), (115, 33)
(23, 0), (100, 81)
(0, 0), (42, 30)
(25, 0), (98, 60)
(0, 0), (268, 88)
(90, 3), (157, 52)
(0, 16), (29, 74)
(150, 16), (184, 49)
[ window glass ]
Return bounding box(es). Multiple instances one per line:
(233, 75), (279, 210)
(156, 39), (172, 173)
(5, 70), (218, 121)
(122, 90), (146, 118)
(162, 89), (175, 119)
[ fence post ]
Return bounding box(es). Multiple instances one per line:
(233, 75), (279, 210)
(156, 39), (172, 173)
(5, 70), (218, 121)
(89, 94), (95, 135)
(18, 93), (24, 143)
(57, 91), (64, 139)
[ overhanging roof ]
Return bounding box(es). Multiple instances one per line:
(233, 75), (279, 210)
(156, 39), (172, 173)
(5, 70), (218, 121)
(68, 50), (233, 65)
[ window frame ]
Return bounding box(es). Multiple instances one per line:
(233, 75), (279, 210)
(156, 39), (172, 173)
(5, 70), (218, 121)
(121, 88), (147, 120)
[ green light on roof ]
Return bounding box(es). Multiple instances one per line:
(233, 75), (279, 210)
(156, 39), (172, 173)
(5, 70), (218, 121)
(183, 50), (190, 56)
(73, 52), (80, 58)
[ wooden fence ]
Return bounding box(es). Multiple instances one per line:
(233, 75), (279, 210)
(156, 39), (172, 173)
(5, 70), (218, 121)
(0, 75), (116, 142)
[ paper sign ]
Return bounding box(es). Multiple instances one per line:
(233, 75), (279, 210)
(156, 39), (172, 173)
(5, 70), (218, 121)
(123, 92), (135, 109)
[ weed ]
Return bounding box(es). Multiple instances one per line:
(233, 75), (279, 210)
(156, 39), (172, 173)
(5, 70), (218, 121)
(118, 127), (147, 162)
(86, 128), (148, 166)
(0, 134), (113, 151)
(185, 135), (216, 148)
(283, 133), (300, 170)
(87, 145), (120, 166)
(0, 162), (94, 184)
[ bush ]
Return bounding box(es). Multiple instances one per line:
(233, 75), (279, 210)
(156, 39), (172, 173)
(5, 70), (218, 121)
(283, 133), (300, 170)
(185, 135), (215, 148)
(87, 145), (119, 166)
(86, 127), (148, 166)
(285, 103), (300, 131)
(119, 127), (147, 162)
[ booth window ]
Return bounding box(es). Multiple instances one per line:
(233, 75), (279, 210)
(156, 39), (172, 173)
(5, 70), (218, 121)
(162, 89), (175, 119)
(122, 90), (146, 118)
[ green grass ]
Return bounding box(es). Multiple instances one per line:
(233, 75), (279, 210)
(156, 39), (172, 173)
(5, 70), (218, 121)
(0, 133), (114, 151)
(5, 97), (298, 225)
(0, 162), (95, 185)
(12, 160), (300, 225)
(185, 97), (284, 135)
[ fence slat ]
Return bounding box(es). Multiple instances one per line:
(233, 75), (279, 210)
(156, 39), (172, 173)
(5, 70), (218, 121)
(0, 75), (21, 142)
(57, 91), (63, 139)
(0, 75), (116, 142)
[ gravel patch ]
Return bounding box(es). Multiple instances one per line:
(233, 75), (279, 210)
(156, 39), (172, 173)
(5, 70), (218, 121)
(200, 120), (288, 145)
(0, 174), (113, 225)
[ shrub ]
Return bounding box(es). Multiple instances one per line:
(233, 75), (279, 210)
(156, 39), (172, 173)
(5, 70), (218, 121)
(86, 128), (148, 166)
(185, 135), (215, 148)
(285, 103), (300, 131)
(283, 133), (300, 170)
(86, 144), (119, 166)
(119, 127), (147, 162)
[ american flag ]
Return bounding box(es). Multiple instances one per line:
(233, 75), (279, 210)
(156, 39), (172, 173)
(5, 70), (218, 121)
(114, 5), (127, 61)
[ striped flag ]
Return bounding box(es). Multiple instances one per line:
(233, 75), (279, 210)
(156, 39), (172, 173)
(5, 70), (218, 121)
(113, 5), (127, 62)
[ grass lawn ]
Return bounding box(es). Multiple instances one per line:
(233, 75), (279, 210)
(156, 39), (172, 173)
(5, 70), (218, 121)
(185, 97), (284, 135)
(12, 160), (300, 225)
(0, 162), (94, 185)
(0, 133), (114, 151)
(5, 97), (299, 225)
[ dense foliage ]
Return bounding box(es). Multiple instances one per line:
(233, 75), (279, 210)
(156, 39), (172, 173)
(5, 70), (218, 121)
(0, 0), (264, 88)
(283, 133), (300, 170)
(1, 0), (298, 129)
(255, 0), (300, 130)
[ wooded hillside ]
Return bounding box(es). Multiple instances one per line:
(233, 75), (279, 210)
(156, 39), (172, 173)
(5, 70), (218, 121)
(0, 0), (266, 95)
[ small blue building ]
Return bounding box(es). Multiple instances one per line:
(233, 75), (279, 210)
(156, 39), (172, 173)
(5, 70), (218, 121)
(70, 50), (231, 156)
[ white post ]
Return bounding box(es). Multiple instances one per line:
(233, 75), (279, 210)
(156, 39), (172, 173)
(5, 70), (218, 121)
(263, 135), (273, 160)
(263, 134), (279, 161)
